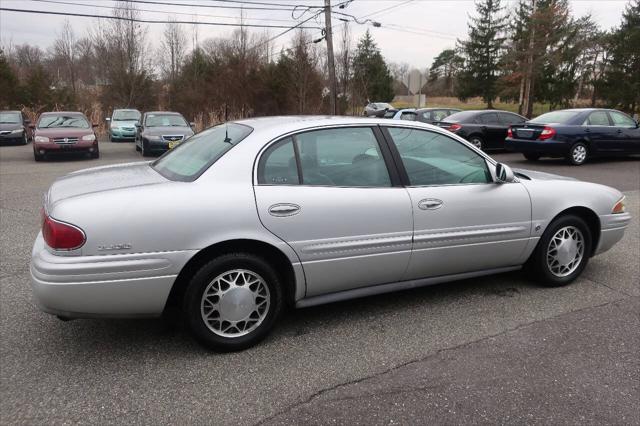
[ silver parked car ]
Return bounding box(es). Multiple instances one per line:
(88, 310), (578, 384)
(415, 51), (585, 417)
(30, 117), (631, 351)
(135, 111), (195, 156)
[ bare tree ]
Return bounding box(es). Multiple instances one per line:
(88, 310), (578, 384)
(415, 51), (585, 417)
(53, 19), (78, 95)
(336, 22), (352, 113)
(160, 19), (187, 83)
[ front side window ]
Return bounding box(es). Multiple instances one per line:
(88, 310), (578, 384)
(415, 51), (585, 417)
(259, 127), (391, 187)
(37, 115), (89, 129)
(584, 111), (610, 126)
(609, 111), (636, 127)
(499, 112), (525, 125)
(386, 127), (491, 186)
(152, 123), (252, 181)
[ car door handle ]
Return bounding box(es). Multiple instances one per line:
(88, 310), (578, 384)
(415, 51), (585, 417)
(585, 128), (591, 133)
(268, 203), (301, 217)
(418, 199), (443, 210)
(617, 129), (623, 133)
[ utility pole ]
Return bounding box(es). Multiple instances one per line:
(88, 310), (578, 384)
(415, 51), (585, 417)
(324, 0), (337, 115)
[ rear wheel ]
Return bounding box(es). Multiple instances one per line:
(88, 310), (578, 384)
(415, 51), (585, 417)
(183, 253), (283, 352)
(523, 153), (540, 161)
(527, 214), (592, 287)
(468, 135), (484, 150)
(567, 142), (588, 165)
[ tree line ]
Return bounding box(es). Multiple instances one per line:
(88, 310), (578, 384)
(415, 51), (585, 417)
(428, 0), (640, 115)
(0, 0), (637, 126)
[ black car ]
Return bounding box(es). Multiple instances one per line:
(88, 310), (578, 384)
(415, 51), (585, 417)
(0, 110), (31, 145)
(505, 108), (640, 165)
(415, 108), (461, 124)
(363, 102), (395, 118)
(437, 110), (527, 150)
(135, 111), (195, 156)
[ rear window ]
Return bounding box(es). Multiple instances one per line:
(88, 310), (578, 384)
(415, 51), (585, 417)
(442, 111), (477, 123)
(529, 111), (579, 124)
(113, 110), (140, 121)
(151, 123), (252, 182)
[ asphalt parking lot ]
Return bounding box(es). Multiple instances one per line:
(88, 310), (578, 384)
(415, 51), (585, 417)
(1, 140), (638, 425)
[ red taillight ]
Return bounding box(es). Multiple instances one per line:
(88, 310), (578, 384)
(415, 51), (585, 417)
(538, 126), (556, 141)
(507, 127), (513, 138)
(448, 123), (462, 132)
(42, 214), (86, 250)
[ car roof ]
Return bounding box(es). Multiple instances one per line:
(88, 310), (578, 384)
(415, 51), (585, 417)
(145, 111), (182, 115)
(113, 108), (140, 112)
(39, 111), (84, 116)
(1, 110), (22, 114)
(416, 107), (460, 112)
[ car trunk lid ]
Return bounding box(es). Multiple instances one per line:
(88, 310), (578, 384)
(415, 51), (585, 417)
(46, 161), (168, 210)
(509, 124), (547, 140)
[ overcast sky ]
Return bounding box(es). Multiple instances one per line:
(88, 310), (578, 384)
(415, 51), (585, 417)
(0, 0), (629, 69)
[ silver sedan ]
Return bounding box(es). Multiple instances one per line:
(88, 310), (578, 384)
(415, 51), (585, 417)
(30, 117), (631, 351)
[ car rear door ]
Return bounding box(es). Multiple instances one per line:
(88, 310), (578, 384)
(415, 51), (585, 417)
(583, 110), (617, 153)
(383, 126), (532, 280)
(608, 110), (640, 153)
(253, 126), (413, 297)
(477, 112), (505, 148)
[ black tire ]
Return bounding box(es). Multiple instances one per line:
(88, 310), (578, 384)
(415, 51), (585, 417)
(468, 135), (484, 151)
(523, 153), (540, 161)
(109, 133), (114, 142)
(92, 147), (100, 159)
(33, 150), (44, 162)
(141, 140), (149, 157)
(526, 214), (592, 287)
(135, 140), (141, 151)
(567, 142), (588, 165)
(22, 133), (28, 145)
(183, 253), (283, 352)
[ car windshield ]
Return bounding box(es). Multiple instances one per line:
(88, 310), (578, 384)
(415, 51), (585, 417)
(0, 112), (21, 123)
(375, 103), (393, 109)
(38, 115), (89, 128)
(146, 114), (188, 127)
(113, 110), (140, 121)
(151, 123), (253, 182)
(529, 110), (579, 124)
(442, 111), (476, 123)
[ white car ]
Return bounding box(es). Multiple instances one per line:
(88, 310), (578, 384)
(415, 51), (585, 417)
(30, 116), (631, 351)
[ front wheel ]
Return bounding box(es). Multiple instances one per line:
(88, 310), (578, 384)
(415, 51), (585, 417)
(527, 214), (592, 287)
(567, 142), (588, 165)
(183, 253), (283, 352)
(22, 133), (28, 145)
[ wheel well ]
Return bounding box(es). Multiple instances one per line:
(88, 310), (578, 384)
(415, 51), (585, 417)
(551, 206), (601, 256)
(164, 239), (298, 312)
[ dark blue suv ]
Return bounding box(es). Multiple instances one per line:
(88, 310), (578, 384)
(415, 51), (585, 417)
(505, 108), (640, 165)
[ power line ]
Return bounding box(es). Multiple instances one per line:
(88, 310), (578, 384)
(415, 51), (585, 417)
(360, 0), (416, 18)
(28, 0), (302, 22)
(198, 0), (322, 8)
(115, 0), (301, 11)
(0, 6), (323, 28)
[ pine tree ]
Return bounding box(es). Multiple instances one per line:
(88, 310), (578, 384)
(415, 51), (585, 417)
(352, 30), (394, 104)
(0, 49), (18, 109)
(602, 0), (640, 113)
(457, 0), (507, 108)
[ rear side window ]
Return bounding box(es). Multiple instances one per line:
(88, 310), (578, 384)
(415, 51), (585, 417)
(478, 113), (499, 124)
(259, 127), (391, 187)
(584, 111), (611, 126)
(386, 127), (491, 186)
(258, 138), (299, 185)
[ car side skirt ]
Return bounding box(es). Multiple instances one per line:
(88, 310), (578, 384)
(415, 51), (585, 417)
(295, 265), (522, 308)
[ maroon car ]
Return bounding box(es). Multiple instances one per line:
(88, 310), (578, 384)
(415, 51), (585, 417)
(31, 112), (99, 161)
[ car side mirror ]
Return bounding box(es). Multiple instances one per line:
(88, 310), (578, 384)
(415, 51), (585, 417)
(135, 123), (142, 128)
(105, 117), (111, 122)
(494, 163), (515, 183)
(190, 122), (196, 128)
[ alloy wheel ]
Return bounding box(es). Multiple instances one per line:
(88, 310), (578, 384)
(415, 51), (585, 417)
(200, 269), (270, 338)
(572, 145), (587, 164)
(546, 226), (584, 277)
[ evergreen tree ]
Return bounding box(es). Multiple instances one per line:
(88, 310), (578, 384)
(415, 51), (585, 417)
(428, 49), (464, 96)
(352, 30), (394, 104)
(457, 0), (507, 108)
(602, 0), (640, 113)
(0, 49), (18, 108)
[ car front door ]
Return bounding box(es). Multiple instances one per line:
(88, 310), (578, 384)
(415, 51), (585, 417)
(583, 110), (617, 153)
(253, 126), (414, 297)
(477, 112), (506, 149)
(383, 126), (532, 280)
(608, 110), (640, 153)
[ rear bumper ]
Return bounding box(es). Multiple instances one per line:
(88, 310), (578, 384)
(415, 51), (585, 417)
(30, 233), (196, 318)
(505, 138), (568, 155)
(595, 212), (632, 255)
